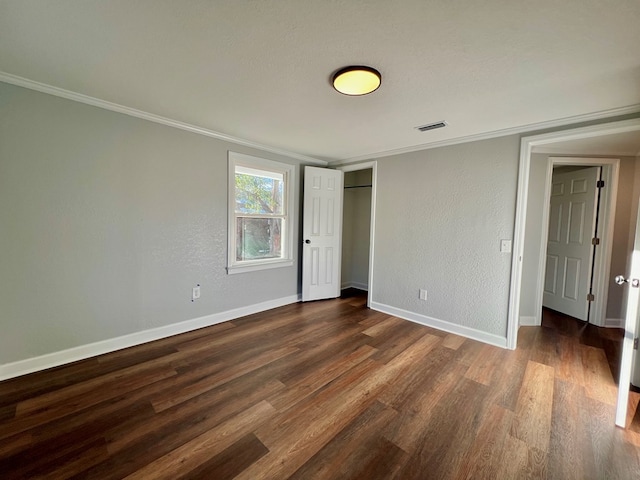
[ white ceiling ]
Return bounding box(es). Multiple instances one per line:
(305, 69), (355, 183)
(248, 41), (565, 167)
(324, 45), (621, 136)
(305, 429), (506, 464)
(1, 0), (639, 162)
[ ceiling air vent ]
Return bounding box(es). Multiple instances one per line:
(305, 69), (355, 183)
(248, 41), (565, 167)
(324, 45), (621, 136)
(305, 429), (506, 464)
(415, 121), (447, 132)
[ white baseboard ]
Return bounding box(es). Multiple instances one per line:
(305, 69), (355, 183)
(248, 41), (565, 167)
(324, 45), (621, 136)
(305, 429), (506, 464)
(604, 318), (624, 328)
(341, 282), (369, 291)
(519, 316), (538, 326)
(0, 294), (301, 381)
(369, 301), (508, 349)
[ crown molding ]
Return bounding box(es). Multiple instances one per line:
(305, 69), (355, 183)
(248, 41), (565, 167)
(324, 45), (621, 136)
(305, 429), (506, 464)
(0, 72), (327, 166)
(532, 147), (639, 157)
(3, 71), (638, 167)
(330, 104), (640, 165)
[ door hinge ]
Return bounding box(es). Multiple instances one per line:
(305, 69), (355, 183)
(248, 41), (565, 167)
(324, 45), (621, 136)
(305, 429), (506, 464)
(597, 180), (605, 188)
(634, 338), (639, 350)
(587, 293), (595, 302)
(592, 237), (600, 245)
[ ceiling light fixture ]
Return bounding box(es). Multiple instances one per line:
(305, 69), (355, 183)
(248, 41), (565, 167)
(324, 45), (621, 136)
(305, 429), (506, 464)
(332, 66), (381, 96)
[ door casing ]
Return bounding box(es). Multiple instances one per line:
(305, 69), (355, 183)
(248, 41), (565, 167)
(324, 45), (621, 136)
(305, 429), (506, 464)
(537, 159), (618, 326)
(337, 161), (378, 308)
(508, 118), (640, 350)
(509, 118), (640, 429)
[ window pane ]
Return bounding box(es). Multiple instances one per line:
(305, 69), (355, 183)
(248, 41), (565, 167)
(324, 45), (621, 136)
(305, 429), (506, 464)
(236, 217), (283, 261)
(235, 172), (284, 215)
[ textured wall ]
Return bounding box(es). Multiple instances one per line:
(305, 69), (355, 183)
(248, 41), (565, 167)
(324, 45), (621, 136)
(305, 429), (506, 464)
(0, 82), (306, 364)
(4, 80), (637, 367)
(372, 137), (519, 337)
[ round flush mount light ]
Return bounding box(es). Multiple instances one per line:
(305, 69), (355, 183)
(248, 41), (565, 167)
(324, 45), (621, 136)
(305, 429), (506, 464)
(332, 66), (381, 96)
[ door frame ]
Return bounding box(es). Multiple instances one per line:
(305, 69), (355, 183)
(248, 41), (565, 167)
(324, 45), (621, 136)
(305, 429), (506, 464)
(615, 197), (640, 426)
(337, 161), (378, 308)
(508, 118), (640, 350)
(536, 158), (618, 327)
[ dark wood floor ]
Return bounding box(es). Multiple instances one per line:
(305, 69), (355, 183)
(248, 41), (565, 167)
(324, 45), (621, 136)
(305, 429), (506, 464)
(2, 292), (640, 479)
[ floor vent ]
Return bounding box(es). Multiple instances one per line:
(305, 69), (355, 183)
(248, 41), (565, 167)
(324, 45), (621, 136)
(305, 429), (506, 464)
(415, 121), (447, 132)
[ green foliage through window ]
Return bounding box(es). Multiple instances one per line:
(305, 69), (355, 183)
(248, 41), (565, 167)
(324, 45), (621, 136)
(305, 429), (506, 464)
(231, 161), (289, 266)
(235, 172), (283, 215)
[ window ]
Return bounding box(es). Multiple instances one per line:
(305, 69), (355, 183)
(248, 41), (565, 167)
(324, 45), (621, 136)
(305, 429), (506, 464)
(227, 152), (294, 274)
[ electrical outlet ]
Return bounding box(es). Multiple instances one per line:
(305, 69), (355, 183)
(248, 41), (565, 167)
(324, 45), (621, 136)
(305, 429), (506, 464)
(192, 284), (201, 302)
(419, 289), (427, 301)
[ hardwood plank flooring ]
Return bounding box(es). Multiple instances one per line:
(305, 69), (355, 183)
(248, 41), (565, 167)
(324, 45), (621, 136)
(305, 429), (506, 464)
(1, 294), (640, 479)
(510, 360), (555, 453)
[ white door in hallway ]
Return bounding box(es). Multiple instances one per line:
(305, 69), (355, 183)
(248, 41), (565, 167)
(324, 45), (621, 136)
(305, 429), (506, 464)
(543, 167), (600, 321)
(615, 197), (640, 427)
(302, 166), (344, 301)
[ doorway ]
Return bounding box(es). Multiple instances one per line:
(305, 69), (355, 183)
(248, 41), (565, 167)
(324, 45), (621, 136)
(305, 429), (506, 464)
(509, 118), (640, 427)
(338, 162), (377, 307)
(542, 164), (604, 323)
(523, 157), (619, 329)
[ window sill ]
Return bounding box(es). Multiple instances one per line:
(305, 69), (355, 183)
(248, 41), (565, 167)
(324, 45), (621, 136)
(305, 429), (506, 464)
(227, 259), (294, 275)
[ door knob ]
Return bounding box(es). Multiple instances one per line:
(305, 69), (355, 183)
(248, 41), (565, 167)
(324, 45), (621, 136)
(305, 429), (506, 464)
(615, 275), (640, 288)
(304, 239), (311, 244)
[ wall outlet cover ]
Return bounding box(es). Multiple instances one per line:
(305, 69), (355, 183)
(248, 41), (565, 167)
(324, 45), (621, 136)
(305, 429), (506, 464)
(192, 285), (201, 301)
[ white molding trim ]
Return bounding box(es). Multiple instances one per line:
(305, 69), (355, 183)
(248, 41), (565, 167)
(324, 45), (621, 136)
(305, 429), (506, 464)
(0, 72), (327, 166)
(519, 316), (538, 326)
(4, 71), (637, 170)
(370, 301), (507, 349)
(605, 318), (624, 328)
(341, 282), (368, 291)
(506, 136), (532, 350)
(0, 294), (301, 381)
(338, 161), (377, 309)
(533, 146), (639, 157)
(330, 105), (640, 165)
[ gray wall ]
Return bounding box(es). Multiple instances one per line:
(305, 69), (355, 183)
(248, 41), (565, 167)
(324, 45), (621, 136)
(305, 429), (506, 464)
(372, 137), (520, 337)
(3, 79), (638, 369)
(341, 170), (372, 289)
(0, 82), (308, 365)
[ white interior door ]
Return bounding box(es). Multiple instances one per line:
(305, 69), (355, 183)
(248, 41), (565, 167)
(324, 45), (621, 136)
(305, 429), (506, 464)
(542, 167), (600, 321)
(302, 166), (344, 301)
(615, 197), (640, 427)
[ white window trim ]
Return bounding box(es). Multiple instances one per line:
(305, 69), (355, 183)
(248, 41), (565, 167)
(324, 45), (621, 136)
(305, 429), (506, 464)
(227, 151), (295, 274)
